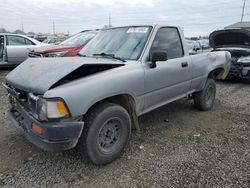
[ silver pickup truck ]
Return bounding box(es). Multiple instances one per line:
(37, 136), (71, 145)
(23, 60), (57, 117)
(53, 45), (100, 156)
(3, 24), (231, 165)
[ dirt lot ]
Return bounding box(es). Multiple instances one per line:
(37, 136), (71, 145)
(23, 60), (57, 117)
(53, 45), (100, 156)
(0, 70), (249, 188)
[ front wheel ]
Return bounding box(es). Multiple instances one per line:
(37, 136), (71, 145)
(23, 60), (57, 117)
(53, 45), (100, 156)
(193, 78), (216, 111)
(77, 102), (131, 165)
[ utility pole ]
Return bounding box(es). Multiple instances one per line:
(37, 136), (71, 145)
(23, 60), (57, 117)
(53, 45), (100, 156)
(21, 23), (24, 32)
(108, 14), (112, 28)
(241, 0), (246, 22)
(53, 20), (55, 35)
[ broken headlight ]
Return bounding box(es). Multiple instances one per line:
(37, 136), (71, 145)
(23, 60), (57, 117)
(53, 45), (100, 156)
(37, 98), (69, 120)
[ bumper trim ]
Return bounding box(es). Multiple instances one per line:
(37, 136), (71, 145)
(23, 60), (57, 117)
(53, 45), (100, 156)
(6, 108), (84, 151)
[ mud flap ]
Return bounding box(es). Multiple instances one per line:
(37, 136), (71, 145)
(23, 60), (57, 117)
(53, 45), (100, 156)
(131, 110), (140, 132)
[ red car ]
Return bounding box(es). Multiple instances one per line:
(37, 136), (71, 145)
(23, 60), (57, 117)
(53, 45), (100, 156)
(29, 30), (97, 58)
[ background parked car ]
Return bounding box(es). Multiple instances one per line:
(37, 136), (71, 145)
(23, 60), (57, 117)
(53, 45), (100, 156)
(198, 39), (210, 49)
(210, 29), (250, 80)
(42, 36), (68, 44)
(33, 35), (47, 42)
(0, 33), (46, 67)
(186, 39), (202, 54)
(29, 30), (97, 58)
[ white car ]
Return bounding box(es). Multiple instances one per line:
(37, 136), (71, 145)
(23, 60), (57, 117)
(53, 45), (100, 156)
(0, 33), (46, 67)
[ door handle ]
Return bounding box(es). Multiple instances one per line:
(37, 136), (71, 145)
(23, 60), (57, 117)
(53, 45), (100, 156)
(181, 62), (188, 68)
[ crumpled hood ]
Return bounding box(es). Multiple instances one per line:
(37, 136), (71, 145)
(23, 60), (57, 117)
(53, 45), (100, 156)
(209, 29), (250, 49)
(5, 57), (125, 94)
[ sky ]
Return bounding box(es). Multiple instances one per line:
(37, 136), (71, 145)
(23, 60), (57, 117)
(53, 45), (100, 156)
(0, 0), (250, 37)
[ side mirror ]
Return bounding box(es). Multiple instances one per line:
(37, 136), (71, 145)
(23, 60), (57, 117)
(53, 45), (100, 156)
(150, 51), (167, 68)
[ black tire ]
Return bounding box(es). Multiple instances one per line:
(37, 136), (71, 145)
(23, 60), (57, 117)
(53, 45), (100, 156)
(77, 102), (131, 165)
(194, 78), (216, 111)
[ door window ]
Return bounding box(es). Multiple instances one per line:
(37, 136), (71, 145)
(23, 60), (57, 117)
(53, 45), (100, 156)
(25, 39), (35, 45)
(7, 35), (26, 45)
(151, 27), (184, 59)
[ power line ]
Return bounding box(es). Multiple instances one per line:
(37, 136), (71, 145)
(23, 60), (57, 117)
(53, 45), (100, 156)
(3, 10), (250, 27)
(2, 0), (250, 33)
(4, 7), (248, 25)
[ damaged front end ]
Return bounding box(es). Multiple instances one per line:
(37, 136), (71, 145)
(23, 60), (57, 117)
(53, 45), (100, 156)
(228, 53), (250, 79)
(237, 56), (250, 80)
(3, 57), (125, 151)
(2, 81), (84, 151)
(209, 29), (250, 80)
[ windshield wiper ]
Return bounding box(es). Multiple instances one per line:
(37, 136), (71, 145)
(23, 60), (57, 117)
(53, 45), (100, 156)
(93, 52), (126, 62)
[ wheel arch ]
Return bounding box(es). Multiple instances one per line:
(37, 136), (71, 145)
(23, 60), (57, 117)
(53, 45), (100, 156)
(82, 94), (140, 131)
(208, 67), (225, 80)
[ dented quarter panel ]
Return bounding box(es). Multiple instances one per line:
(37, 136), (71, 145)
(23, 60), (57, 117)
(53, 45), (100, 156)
(189, 51), (231, 91)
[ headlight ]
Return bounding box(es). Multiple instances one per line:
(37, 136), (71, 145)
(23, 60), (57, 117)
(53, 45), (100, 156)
(37, 98), (69, 120)
(44, 51), (69, 57)
(237, 56), (250, 63)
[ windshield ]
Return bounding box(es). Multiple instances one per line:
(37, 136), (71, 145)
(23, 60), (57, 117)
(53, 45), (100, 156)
(60, 31), (97, 46)
(79, 26), (152, 60)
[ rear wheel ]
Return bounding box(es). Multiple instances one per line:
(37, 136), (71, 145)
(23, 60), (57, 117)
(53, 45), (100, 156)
(194, 78), (216, 111)
(78, 102), (131, 165)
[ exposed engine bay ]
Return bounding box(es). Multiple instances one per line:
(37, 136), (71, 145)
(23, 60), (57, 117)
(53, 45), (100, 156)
(209, 29), (250, 80)
(229, 50), (250, 79)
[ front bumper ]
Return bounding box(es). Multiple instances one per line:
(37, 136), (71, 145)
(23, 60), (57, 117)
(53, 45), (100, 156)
(228, 66), (250, 79)
(6, 102), (84, 151)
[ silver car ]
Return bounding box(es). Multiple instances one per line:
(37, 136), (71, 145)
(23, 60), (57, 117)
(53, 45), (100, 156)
(4, 24), (231, 165)
(0, 33), (44, 67)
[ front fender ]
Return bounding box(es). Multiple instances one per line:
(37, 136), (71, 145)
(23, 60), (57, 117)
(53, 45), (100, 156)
(44, 62), (145, 117)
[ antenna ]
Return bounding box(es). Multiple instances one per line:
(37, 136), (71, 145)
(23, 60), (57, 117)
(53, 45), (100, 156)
(241, 0), (246, 22)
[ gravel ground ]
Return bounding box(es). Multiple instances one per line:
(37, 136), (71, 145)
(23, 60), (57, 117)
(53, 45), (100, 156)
(0, 70), (249, 188)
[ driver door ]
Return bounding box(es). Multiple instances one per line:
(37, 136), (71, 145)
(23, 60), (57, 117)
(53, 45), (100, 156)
(6, 35), (35, 64)
(143, 27), (192, 111)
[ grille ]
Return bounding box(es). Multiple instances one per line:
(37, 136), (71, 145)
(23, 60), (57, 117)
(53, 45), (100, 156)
(4, 83), (39, 115)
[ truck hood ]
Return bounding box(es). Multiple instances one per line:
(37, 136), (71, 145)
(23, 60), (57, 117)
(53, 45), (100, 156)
(5, 57), (125, 94)
(209, 29), (250, 49)
(32, 44), (80, 53)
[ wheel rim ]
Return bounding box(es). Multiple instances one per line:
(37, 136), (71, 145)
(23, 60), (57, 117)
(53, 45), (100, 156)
(205, 85), (215, 105)
(97, 117), (123, 154)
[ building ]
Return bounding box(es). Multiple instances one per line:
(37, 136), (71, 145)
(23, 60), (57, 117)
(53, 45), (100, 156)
(225, 21), (250, 31)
